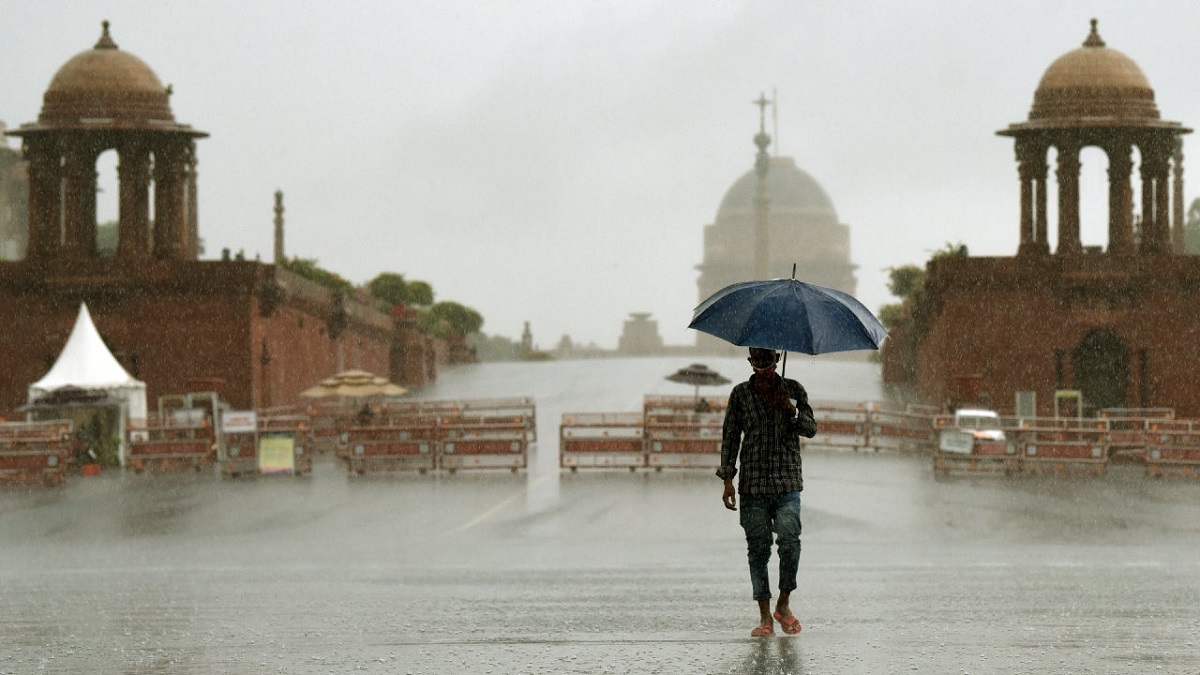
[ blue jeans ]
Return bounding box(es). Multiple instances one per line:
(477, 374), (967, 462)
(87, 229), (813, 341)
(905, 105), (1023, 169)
(739, 491), (802, 601)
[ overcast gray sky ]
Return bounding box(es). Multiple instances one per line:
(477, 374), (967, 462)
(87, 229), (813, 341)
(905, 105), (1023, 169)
(4, 1), (1199, 348)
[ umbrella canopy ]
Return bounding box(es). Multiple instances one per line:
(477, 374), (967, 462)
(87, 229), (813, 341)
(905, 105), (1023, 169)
(689, 278), (888, 356)
(666, 363), (732, 403)
(299, 369), (408, 399)
(666, 363), (731, 387)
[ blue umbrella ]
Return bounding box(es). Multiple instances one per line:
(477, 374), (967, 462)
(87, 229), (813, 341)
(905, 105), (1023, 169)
(689, 278), (888, 355)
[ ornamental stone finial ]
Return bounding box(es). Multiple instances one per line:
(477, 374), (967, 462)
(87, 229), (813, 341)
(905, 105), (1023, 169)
(95, 20), (118, 50)
(1083, 18), (1105, 48)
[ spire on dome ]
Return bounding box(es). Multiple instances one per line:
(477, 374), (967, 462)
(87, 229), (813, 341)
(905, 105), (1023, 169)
(1082, 18), (1105, 48)
(95, 20), (119, 50)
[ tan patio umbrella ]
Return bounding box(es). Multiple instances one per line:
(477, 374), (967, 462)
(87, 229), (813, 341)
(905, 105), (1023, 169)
(665, 363), (731, 404)
(299, 369), (408, 399)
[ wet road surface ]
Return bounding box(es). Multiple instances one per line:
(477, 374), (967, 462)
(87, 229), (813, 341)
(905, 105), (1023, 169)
(2, 358), (1199, 674)
(2, 452), (1198, 675)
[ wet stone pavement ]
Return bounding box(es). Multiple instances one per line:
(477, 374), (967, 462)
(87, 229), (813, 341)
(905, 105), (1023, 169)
(2, 449), (1199, 675)
(3, 357), (1200, 674)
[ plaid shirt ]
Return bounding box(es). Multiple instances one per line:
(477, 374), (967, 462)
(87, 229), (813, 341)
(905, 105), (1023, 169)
(717, 374), (816, 495)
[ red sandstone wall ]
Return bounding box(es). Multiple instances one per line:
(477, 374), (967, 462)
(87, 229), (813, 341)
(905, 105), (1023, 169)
(255, 303), (391, 409)
(0, 266), (257, 413)
(0, 261), (399, 415)
(891, 255), (1200, 419)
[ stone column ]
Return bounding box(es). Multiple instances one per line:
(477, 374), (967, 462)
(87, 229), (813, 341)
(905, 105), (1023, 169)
(1107, 142), (1135, 255)
(1016, 140), (1034, 254)
(1139, 141), (1171, 254)
(23, 140), (61, 260)
(1153, 146), (1172, 254)
(1139, 151), (1155, 251)
(1172, 138), (1185, 253)
(1016, 139), (1048, 255)
(81, 159), (98, 258)
(116, 144), (151, 259)
(1033, 151), (1049, 251)
(273, 190), (285, 265)
(185, 143), (199, 259)
(60, 145), (96, 260)
(1055, 142), (1082, 255)
(152, 141), (185, 259)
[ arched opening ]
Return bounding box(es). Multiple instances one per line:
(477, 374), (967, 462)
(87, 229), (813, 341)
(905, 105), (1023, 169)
(1073, 328), (1129, 416)
(1078, 146), (1109, 252)
(96, 149), (118, 257)
(1045, 145), (1060, 253)
(146, 149), (160, 254)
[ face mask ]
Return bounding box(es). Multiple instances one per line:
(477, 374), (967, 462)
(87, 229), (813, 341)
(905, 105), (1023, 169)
(752, 364), (777, 378)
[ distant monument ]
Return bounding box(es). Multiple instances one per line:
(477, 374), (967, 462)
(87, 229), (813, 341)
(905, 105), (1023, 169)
(695, 96), (858, 354)
(617, 313), (664, 356)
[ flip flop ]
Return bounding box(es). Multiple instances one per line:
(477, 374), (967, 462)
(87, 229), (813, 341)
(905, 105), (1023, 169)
(773, 610), (802, 635)
(750, 623), (774, 638)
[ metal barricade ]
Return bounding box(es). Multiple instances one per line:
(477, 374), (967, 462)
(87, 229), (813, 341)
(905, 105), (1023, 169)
(806, 403), (869, 450)
(223, 413), (314, 477)
(1019, 426), (1109, 475)
(439, 423), (528, 473)
(560, 412), (645, 471)
(644, 410), (724, 469)
(0, 421), (73, 487)
(431, 398), (535, 473)
(456, 397), (537, 443)
(865, 406), (936, 452)
(1144, 424), (1200, 477)
(127, 415), (216, 473)
(343, 417), (440, 475)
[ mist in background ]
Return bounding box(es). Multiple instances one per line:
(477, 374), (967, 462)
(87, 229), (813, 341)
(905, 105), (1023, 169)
(3, 1), (1198, 348)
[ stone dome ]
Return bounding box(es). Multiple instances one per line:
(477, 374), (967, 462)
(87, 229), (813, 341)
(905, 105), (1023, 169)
(1029, 19), (1159, 123)
(38, 21), (175, 127)
(716, 156), (837, 221)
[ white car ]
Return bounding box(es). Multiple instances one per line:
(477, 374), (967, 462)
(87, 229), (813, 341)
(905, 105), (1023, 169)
(939, 408), (1006, 454)
(953, 408), (1006, 442)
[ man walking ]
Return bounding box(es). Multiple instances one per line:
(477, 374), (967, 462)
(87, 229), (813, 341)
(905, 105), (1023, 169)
(718, 347), (817, 637)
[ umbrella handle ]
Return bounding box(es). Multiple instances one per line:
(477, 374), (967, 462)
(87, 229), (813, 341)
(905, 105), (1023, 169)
(781, 262), (795, 377)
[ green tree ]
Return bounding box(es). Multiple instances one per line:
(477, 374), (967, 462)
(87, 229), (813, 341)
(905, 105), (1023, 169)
(929, 241), (969, 261)
(426, 301), (483, 338)
(467, 332), (521, 361)
(877, 242), (967, 329)
(406, 281), (434, 306)
(366, 273), (434, 307)
(281, 257), (353, 293)
(886, 265), (925, 299)
(97, 220), (118, 257)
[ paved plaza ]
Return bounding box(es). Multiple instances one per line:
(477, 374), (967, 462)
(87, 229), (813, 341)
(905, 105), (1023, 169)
(1, 358), (1198, 674)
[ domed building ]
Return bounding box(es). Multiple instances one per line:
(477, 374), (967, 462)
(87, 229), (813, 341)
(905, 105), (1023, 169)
(9, 21), (205, 262)
(696, 146), (857, 353)
(0, 23), (436, 427)
(883, 20), (1200, 418)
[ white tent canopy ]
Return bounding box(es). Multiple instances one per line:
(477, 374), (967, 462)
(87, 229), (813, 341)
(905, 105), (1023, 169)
(28, 303), (148, 462)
